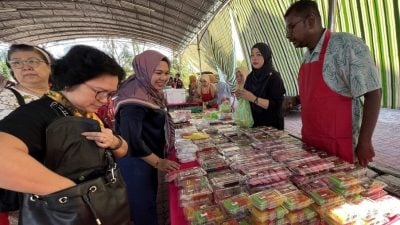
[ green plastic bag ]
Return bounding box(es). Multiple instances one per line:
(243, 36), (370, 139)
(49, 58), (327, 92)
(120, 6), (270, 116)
(233, 98), (254, 128)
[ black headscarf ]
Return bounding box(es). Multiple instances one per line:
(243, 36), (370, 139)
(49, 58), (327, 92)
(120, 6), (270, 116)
(246, 43), (276, 94)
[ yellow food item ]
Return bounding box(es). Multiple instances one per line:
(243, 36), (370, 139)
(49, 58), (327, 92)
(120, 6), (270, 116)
(182, 132), (210, 140)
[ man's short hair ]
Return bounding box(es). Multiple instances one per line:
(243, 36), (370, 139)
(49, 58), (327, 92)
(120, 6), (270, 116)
(284, 0), (321, 21)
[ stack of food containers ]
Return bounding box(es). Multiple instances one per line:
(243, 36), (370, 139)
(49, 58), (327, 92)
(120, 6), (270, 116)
(248, 189), (288, 224)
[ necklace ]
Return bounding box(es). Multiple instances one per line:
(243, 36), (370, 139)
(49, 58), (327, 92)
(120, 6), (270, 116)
(15, 84), (48, 97)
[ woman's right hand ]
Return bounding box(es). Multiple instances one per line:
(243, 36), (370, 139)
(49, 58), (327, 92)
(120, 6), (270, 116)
(156, 159), (180, 172)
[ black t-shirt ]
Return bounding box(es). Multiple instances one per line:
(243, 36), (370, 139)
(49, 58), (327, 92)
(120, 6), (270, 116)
(0, 96), (59, 160)
(115, 104), (167, 158)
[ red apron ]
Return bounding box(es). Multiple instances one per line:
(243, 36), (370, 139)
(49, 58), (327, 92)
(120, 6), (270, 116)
(201, 88), (218, 109)
(298, 30), (354, 163)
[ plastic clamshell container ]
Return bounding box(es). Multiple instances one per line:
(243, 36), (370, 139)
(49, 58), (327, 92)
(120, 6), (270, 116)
(330, 184), (365, 197)
(249, 217), (289, 225)
(283, 191), (314, 211)
(221, 193), (251, 215)
(360, 179), (387, 196)
(191, 205), (225, 225)
(178, 176), (210, 189)
(220, 218), (251, 225)
(208, 170), (243, 188)
(308, 188), (344, 206)
(328, 173), (360, 188)
(285, 207), (317, 224)
(213, 185), (245, 203)
(325, 202), (359, 224)
(179, 182), (213, 202)
(249, 189), (286, 211)
(248, 205), (288, 222)
(176, 167), (207, 184)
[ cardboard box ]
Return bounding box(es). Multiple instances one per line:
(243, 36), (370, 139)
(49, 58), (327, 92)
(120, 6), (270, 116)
(164, 89), (186, 104)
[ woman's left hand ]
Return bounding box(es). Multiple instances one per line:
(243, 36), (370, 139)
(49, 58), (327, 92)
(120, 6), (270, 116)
(82, 127), (118, 149)
(235, 88), (254, 101)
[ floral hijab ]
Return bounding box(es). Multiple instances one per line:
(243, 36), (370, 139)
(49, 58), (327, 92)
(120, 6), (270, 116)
(114, 50), (175, 153)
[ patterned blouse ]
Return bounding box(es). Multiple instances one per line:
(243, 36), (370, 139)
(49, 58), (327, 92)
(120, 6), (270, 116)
(0, 87), (39, 120)
(302, 30), (381, 148)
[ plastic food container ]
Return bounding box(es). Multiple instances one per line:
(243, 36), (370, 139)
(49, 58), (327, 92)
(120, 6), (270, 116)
(221, 193), (251, 215)
(249, 189), (286, 211)
(283, 191), (314, 211)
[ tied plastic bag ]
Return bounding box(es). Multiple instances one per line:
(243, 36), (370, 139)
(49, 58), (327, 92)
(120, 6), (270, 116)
(233, 98), (254, 128)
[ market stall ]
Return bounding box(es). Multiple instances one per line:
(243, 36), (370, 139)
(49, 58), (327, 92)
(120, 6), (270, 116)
(167, 114), (400, 225)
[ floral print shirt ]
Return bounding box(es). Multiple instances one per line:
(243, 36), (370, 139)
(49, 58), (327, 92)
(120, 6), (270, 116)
(0, 87), (39, 119)
(302, 30), (381, 147)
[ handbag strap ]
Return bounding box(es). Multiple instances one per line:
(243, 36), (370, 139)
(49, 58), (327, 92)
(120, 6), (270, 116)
(5, 87), (26, 106)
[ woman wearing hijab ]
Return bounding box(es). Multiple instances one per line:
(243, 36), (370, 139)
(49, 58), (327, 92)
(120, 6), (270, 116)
(236, 43), (286, 129)
(197, 73), (218, 109)
(114, 50), (180, 225)
(235, 67), (249, 90)
(231, 67), (249, 111)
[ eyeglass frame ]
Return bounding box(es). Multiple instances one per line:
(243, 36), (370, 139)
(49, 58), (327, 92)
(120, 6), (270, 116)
(83, 83), (116, 101)
(285, 18), (306, 35)
(7, 57), (46, 69)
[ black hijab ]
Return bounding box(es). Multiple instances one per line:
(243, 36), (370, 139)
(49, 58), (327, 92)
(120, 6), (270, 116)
(245, 43), (276, 94)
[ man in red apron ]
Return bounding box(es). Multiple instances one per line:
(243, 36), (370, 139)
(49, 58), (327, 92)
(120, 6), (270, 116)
(284, 0), (381, 166)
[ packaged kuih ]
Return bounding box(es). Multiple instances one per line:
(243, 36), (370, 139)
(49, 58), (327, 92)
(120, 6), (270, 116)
(249, 189), (286, 211)
(184, 202), (213, 221)
(247, 180), (289, 194)
(199, 157), (229, 173)
(298, 179), (329, 194)
(249, 217), (289, 225)
(195, 142), (217, 151)
(232, 158), (276, 173)
(273, 182), (299, 195)
(248, 205), (288, 222)
(330, 184), (365, 197)
(221, 147), (253, 159)
(220, 218), (251, 225)
(196, 148), (219, 161)
(180, 183), (213, 205)
(308, 187), (344, 206)
(178, 176), (210, 189)
(176, 167), (207, 184)
(191, 205), (225, 225)
(328, 172), (360, 188)
(213, 185), (245, 203)
(325, 203), (359, 224)
(360, 179), (387, 197)
(208, 169), (243, 188)
(288, 158), (334, 176)
(221, 193), (251, 215)
(283, 191), (314, 211)
(285, 207), (317, 224)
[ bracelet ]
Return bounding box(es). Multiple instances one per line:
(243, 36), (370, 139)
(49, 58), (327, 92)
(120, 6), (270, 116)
(254, 96), (259, 104)
(110, 135), (123, 150)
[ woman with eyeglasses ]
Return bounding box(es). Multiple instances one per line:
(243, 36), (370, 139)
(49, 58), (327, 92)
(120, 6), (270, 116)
(0, 45), (130, 224)
(0, 44), (54, 225)
(0, 44), (53, 120)
(114, 50), (180, 225)
(235, 43), (286, 129)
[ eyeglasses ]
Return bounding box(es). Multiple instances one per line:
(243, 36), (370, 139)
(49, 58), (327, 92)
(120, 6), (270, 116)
(83, 83), (116, 101)
(8, 58), (45, 69)
(286, 19), (305, 35)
